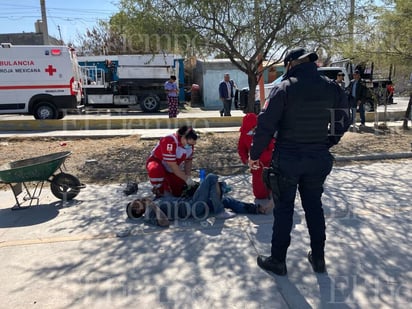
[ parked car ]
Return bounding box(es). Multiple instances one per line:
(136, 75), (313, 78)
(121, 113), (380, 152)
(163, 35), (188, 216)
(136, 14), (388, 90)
(241, 66), (350, 107)
(318, 67), (350, 87)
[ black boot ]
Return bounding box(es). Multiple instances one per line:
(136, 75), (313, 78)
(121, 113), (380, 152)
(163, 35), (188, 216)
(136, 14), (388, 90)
(307, 251), (326, 273)
(257, 255), (287, 276)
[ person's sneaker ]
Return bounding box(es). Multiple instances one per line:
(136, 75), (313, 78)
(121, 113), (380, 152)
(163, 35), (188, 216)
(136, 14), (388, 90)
(243, 203), (259, 214)
(257, 255), (287, 276)
(307, 251), (326, 273)
(219, 110), (224, 117)
(215, 210), (236, 219)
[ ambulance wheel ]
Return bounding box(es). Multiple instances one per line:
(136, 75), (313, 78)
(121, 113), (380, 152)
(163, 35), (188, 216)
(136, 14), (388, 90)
(140, 95), (160, 113)
(33, 102), (58, 119)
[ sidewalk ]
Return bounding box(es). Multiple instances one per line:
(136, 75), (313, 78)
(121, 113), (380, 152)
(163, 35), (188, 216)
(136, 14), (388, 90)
(0, 161), (411, 308)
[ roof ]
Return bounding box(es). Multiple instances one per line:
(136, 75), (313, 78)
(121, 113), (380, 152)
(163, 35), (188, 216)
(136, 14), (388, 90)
(0, 33), (61, 46)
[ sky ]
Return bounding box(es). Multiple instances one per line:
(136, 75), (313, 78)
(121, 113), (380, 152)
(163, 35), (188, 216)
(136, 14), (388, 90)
(0, 0), (119, 43)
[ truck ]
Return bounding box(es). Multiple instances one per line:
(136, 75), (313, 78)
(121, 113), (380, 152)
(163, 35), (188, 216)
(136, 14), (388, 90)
(330, 59), (394, 112)
(0, 43), (82, 119)
(78, 54), (184, 113)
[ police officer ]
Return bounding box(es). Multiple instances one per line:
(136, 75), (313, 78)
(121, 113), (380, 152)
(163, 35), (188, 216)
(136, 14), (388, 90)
(249, 47), (350, 275)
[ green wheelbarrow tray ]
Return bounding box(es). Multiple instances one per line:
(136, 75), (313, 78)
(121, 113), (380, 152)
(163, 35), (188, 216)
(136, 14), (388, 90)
(0, 151), (72, 183)
(0, 151), (85, 209)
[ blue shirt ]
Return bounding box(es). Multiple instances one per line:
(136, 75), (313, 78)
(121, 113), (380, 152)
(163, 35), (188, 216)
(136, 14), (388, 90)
(351, 80), (358, 98)
(165, 81), (178, 97)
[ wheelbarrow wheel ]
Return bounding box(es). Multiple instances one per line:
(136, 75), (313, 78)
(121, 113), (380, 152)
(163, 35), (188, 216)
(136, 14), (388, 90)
(51, 173), (81, 200)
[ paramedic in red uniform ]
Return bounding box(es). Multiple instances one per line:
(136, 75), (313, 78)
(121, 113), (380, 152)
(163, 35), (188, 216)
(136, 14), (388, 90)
(238, 113), (275, 213)
(146, 125), (198, 197)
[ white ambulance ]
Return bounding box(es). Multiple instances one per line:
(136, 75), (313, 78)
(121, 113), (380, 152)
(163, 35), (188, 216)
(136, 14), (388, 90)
(0, 43), (82, 119)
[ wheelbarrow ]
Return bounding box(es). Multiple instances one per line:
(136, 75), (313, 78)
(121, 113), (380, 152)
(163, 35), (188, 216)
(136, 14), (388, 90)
(0, 151), (85, 210)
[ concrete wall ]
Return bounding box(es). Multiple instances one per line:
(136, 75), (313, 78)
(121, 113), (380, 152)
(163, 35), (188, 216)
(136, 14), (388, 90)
(195, 59), (249, 109)
(193, 59), (285, 109)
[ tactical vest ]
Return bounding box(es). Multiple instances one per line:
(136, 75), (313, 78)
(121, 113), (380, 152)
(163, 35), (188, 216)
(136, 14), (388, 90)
(277, 76), (338, 145)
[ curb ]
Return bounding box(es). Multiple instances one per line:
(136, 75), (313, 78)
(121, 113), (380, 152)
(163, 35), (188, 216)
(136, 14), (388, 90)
(335, 152), (412, 162)
(0, 116), (244, 132)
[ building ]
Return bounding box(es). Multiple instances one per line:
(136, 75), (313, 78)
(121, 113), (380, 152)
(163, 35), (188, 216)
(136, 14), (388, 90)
(192, 58), (284, 109)
(193, 59), (248, 109)
(0, 21), (61, 45)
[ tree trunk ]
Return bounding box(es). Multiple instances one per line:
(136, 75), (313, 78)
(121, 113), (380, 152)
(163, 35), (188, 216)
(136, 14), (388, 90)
(402, 93), (412, 129)
(245, 72), (258, 114)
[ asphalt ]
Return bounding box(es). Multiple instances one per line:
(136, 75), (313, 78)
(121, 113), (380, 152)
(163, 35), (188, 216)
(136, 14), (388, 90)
(0, 100), (411, 308)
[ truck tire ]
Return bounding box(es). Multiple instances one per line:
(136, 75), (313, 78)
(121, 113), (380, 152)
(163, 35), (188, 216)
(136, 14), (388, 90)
(140, 95), (160, 113)
(33, 102), (58, 119)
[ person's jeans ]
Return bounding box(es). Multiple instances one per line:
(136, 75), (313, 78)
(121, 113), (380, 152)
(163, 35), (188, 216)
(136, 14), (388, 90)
(270, 149), (333, 262)
(351, 107), (357, 125)
(358, 103), (365, 125)
(221, 99), (232, 116)
(222, 197), (248, 213)
(191, 174), (225, 215)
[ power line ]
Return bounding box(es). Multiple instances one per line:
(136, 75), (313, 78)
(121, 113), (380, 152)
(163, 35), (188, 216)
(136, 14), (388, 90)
(0, 3), (114, 15)
(0, 1), (116, 41)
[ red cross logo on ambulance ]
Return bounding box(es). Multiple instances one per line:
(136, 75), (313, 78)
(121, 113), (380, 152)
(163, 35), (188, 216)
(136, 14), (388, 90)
(45, 64), (57, 76)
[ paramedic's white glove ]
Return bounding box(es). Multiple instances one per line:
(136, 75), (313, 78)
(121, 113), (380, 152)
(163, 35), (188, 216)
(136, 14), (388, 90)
(185, 177), (195, 187)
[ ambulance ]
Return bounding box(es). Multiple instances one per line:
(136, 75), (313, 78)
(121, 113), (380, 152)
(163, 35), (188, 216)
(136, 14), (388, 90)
(0, 43), (82, 119)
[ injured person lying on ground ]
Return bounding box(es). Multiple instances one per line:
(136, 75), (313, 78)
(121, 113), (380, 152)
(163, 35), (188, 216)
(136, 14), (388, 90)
(126, 173), (267, 227)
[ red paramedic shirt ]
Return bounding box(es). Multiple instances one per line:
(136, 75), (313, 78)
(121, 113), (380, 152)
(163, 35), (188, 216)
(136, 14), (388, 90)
(149, 133), (194, 172)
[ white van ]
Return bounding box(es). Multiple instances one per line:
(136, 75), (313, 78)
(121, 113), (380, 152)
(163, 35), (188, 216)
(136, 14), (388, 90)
(254, 66), (350, 102)
(0, 43), (82, 119)
(317, 66), (350, 87)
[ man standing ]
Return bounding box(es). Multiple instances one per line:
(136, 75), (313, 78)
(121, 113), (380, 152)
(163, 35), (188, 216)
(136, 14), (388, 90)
(335, 71), (346, 90)
(218, 73), (235, 116)
(165, 75), (179, 118)
(347, 70), (368, 127)
(249, 47), (350, 276)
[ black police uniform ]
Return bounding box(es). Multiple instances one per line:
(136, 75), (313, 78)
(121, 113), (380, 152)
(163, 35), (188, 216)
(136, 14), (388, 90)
(251, 60), (350, 270)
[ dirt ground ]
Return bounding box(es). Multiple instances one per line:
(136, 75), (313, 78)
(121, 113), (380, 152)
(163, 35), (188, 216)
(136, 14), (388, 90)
(1, 127), (411, 188)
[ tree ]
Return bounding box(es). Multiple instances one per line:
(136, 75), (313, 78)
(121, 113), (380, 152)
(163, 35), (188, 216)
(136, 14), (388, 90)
(75, 20), (124, 55)
(348, 0), (412, 128)
(378, 0), (412, 129)
(117, 0), (350, 112)
(75, 11), (151, 55)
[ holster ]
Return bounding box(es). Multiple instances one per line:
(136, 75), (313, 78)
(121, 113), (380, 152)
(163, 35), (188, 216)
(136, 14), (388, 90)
(262, 166), (280, 202)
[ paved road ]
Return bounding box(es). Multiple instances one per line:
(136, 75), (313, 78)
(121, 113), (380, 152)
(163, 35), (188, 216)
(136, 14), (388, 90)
(376, 96), (409, 112)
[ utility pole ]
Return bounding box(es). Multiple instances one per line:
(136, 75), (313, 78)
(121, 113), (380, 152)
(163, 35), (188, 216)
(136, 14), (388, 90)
(254, 0), (265, 112)
(40, 0), (50, 45)
(349, 0), (355, 52)
(57, 25), (63, 44)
